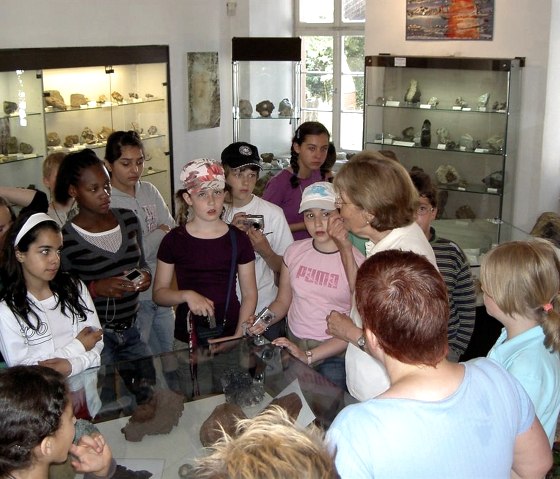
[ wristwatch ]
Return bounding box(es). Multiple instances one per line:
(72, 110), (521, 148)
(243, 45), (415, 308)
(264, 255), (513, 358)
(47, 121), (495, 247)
(357, 334), (366, 351)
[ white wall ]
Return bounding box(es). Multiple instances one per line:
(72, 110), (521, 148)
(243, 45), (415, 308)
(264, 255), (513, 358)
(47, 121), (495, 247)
(366, 0), (555, 232)
(1, 0), (292, 195)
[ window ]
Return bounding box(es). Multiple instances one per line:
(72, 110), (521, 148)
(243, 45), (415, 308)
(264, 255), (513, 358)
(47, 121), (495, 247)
(295, 0), (365, 152)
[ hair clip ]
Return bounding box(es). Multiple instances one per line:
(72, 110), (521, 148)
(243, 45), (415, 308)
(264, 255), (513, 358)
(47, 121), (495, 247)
(543, 303), (553, 313)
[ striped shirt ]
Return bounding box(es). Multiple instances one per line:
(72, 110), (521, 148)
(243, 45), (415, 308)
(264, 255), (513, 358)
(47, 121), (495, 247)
(61, 208), (149, 330)
(430, 227), (476, 359)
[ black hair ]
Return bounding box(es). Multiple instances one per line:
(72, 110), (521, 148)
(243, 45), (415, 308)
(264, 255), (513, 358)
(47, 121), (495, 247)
(0, 365), (68, 477)
(320, 142), (337, 178)
(0, 211), (91, 330)
(54, 148), (104, 204)
(104, 130), (145, 165)
(289, 121), (330, 189)
(0, 196), (16, 223)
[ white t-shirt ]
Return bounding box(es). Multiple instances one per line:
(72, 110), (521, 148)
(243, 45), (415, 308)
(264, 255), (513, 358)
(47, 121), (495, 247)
(346, 222), (438, 401)
(223, 195), (294, 311)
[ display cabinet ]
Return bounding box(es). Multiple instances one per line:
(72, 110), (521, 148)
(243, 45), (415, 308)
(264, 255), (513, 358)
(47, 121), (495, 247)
(363, 55), (524, 263)
(0, 46), (174, 208)
(232, 37), (301, 172)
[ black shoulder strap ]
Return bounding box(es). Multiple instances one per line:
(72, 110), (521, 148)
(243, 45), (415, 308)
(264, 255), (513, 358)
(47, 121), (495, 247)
(223, 226), (237, 320)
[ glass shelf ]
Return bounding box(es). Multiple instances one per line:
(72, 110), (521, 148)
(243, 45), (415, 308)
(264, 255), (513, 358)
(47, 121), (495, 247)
(44, 97), (165, 114)
(365, 103), (507, 115)
(0, 153), (43, 164)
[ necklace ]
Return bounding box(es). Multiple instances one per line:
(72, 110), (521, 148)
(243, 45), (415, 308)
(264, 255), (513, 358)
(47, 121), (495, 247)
(50, 201), (66, 226)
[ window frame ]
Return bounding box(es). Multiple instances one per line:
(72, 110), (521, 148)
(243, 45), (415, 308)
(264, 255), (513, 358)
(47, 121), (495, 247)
(294, 0), (365, 152)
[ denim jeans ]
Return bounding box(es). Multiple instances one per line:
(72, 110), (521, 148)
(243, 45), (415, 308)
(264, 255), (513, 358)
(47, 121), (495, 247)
(136, 300), (175, 355)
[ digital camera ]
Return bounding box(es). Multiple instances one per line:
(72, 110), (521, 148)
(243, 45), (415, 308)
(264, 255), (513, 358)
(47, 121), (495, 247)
(123, 268), (143, 285)
(245, 214), (265, 231)
(252, 307), (275, 327)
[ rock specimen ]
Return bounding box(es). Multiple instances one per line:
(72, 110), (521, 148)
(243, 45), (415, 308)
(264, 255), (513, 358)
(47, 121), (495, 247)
(81, 127), (96, 144)
(260, 152), (274, 163)
(256, 100), (275, 117)
(456, 205), (476, 220)
(64, 135), (79, 147)
(482, 170), (503, 190)
(47, 132), (61, 147)
(278, 98), (293, 117)
(44, 90), (67, 110)
(97, 95), (107, 105)
(129, 92), (139, 99)
(402, 126), (415, 142)
(530, 212), (560, 248)
(427, 96), (439, 107)
(487, 135), (504, 153)
(239, 99), (253, 118)
(147, 125), (157, 135)
(459, 133), (474, 151)
(435, 164), (460, 185)
(97, 126), (113, 141)
(111, 91), (124, 103)
(404, 79), (421, 103)
(70, 94), (88, 108)
(478, 92), (489, 109)
(436, 127), (450, 144)
(7, 136), (18, 154)
(200, 402), (246, 447)
(19, 142), (33, 154)
(121, 388), (184, 442)
(420, 119), (431, 147)
(455, 96), (468, 108)
(265, 392), (302, 421)
(3, 101), (17, 115)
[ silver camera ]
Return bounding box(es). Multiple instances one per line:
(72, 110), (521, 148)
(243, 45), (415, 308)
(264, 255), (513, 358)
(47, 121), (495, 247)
(252, 307), (276, 327)
(245, 214), (265, 231)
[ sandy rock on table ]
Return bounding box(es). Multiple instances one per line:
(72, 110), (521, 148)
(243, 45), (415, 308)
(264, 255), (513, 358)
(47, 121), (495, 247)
(263, 392), (302, 421)
(200, 402), (247, 447)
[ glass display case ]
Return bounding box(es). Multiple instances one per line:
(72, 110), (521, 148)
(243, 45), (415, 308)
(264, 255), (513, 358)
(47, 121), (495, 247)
(363, 55), (524, 260)
(0, 46), (174, 207)
(232, 37), (301, 175)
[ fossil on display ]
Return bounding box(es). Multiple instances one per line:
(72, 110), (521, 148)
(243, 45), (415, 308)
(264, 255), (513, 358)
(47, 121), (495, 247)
(3, 101), (17, 115)
(97, 94), (107, 105)
(402, 126), (415, 142)
(129, 92), (139, 99)
(454, 96), (468, 108)
(420, 119), (431, 147)
(147, 125), (158, 135)
(492, 100), (507, 111)
(487, 134), (504, 153)
(97, 126), (113, 141)
(19, 142), (33, 154)
(6, 136), (18, 154)
(404, 79), (421, 104)
(278, 98), (293, 117)
(530, 212), (560, 248)
(111, 91), (124, 103)
(47, 132), (61, 147)
(260, 152), (274, 163)
(256, 100), (275, 118)
(200, 402), (246, 447)
(44, 90), (67, 110)
(70, 93), (88, 108)
(459, 133), (475, 151)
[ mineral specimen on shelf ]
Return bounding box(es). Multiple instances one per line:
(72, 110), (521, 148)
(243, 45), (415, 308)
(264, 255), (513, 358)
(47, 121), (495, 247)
(478, 92), (489, 108)
(256, 100), (275, 118)
(436, 127), (450, 144)
(44, 90), (67, 110)
(3, 101), (17, 115)
(376, 96), (385, 106)
(239, 99), (253, 118)
(456, 205), (476, 220)
(404, 79), (421, 103)
(47, 132), (61, 147)
(420, 119), (431, 147)
(200, 402), (247, 447)
(7, 136), (18, 154)
(487, 135), (504, 153)
(402, 126), (415, 142)
(260, 152), (274, 163)
(492, 100), (507, 111)
(482, 170), (503, 189)
(111, 91), (124, 103)
(221, 368), (264, 406)
(459, 133), (474, 151)
(454, 96), (468, 108)
(129, 92), (139, 99)
(147, 125), (157, 135)
(121, 388), (184, 442)
(445, 141), (457, 151)
(97, 95), (107, 105)
(427, 96), (439, 107)
(64, 135), (79, 147)
(97, 126), (113, 141)
(145, 93), (154, 99)
(19, 142), (33, 154)
(435, 164), (460, 185)
(70, 93), (88, 108)
(278, 98), (293, 117)
(81, 127), (96, 144)
(530, 212), (560, 248)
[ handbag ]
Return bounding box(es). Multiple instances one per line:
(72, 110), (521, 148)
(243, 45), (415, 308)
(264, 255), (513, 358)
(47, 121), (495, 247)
(188, 227), (237, 347)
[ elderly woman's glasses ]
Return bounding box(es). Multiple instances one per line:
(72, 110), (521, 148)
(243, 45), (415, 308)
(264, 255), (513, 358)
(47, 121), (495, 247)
(335, 197), (351, 208)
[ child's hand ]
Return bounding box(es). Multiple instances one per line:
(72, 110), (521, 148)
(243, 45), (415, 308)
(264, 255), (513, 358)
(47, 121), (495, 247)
(38, 358), (72, 377)
(94, 277), (138, 298)
(247, 227), (273, 256)
(246, 314), (266, 336)
(231, 212), (250, 232)
(70, 433), (113, 476)
(76, 326), (103, 351)
(272, 337), (306, 363)
(327, 212), (351, 248)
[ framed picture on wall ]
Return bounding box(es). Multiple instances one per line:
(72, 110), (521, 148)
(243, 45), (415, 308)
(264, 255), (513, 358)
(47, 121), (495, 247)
(406, 0), (494, 41)
(187, 52), (221, 131)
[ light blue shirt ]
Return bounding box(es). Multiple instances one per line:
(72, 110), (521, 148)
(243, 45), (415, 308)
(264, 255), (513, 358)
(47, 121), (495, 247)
(327, 358), (535, 479)
(488, 325), (560, 445)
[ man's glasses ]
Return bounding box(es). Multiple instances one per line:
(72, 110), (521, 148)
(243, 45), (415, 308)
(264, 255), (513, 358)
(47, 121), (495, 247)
(416, 205), (434, 216)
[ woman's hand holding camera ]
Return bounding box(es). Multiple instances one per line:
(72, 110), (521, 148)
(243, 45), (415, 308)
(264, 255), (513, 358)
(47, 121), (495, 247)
(184, 290), (214, 317)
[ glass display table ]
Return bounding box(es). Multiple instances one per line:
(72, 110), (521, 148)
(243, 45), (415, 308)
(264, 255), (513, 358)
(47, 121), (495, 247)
(69, 337), (354, 478)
